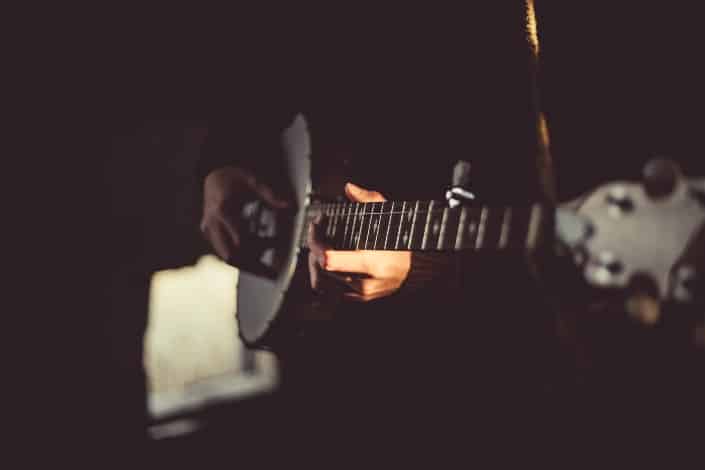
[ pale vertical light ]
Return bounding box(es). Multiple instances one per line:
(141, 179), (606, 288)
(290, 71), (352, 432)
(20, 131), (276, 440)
(526, 0), (540, 57)
(526, 0), (556, 201)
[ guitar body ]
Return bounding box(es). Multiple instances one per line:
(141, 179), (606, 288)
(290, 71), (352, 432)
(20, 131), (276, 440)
(236, 114), (315, 349)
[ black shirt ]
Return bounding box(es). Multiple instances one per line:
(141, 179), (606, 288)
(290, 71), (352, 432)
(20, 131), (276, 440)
(198, 4), (547, 204)
(196, 5), (555, 433)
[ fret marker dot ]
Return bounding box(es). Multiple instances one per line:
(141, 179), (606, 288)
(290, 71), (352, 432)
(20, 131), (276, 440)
(469, 222), (477, 233)
(402, 232), (409, 245)
(433, 220), (440, 235)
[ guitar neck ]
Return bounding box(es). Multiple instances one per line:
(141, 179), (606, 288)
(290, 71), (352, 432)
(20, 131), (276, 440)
(301, 200), (549, 253)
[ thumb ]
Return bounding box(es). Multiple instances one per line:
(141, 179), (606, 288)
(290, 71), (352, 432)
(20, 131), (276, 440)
(344, 182), (386, 203)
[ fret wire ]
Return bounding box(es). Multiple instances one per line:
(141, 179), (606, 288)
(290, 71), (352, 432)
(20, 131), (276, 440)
(421, 200), (435, 250)
(475, 207), (487, 249)
(340, 204), (346, 248)
(373, 202), (383, 249)
(328, 204), (333, 238)
(349, 203), (360, 250)
(343, 203), (353, 249)
(408, 201), (421, 249)
(347, 205), (354, 250)
(301, 208), (315, 249)
(526, 204), (542, 250)
(395, 201), (406, 250)
(499, 207), (512, 249)
(359, 203), (366, 249)
(437, 207), (449, 250)
(355, 203), (364, 250)
(364, 203), (375, 249)
(384, 201), (394, 249)
(335, 203), (343, 244)
(330, 203), (337, 240)
(336, 203), (343, 241)
(338, 203), (345, 243)
(455, 207), (468, 250)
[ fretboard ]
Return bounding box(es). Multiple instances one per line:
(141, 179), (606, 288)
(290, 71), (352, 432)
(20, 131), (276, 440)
(300, 201), (547, 253)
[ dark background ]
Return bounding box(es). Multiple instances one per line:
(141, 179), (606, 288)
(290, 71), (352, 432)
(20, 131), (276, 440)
(104, 2), (705, 273)
(16, 1), (705, 462)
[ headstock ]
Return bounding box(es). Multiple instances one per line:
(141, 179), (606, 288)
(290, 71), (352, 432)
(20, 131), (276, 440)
(556, 159), (705, 346)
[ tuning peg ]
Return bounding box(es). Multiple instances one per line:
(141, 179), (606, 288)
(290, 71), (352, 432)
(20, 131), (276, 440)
(625, 292), (662, 326)
(452, 160), (472, 189)
(446, 160), (476, 208)
(585, 251), (624, 287)
(642, 158), (683, 199)
(671, 264), (699, 303)
(624, 273), (662, 326)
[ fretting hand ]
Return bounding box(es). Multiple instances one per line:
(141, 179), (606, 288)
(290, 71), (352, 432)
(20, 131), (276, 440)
(308, 183), (412, 302)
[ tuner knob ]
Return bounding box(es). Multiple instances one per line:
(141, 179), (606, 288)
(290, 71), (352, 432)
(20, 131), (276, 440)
(672, 264), (699, 303)
(555, 210), (593, 249)
(452, 160), (472, 189)
(447, 160), (476, 207)
(585, 251), (624, 286)
(625, 273), (662, 326)
(643, 158), (683, 199)
(625, 292), (662, 326)
(605, 185), (635, 217)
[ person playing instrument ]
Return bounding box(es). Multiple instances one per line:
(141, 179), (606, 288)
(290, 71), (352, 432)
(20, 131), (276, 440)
(196, 4), (556, 458)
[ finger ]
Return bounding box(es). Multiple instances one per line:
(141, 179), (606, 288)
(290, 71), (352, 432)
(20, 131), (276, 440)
(308, 251), (320, 291)
(318, 250), (369, 274)
(347, 277), (395, 296)
(344, 182), (386, 203)
(253, 182), (290, 209)
(307, 224), (328, 263)
(309, 253), (352, 294)
(218, 215), (241, 248)
(204, 223), (232, 261)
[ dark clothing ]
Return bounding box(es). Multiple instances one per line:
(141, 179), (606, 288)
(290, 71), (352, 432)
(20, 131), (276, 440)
(198, 9), (546, 204)
(194, 3), (705, 458)
(197, 6), (548, 333)
(196, 4), (558, 458)
(34, 1), (704, 462)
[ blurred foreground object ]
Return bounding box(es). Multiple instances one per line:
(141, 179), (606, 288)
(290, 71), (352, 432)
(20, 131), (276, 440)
(145, 255), (278, 436)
